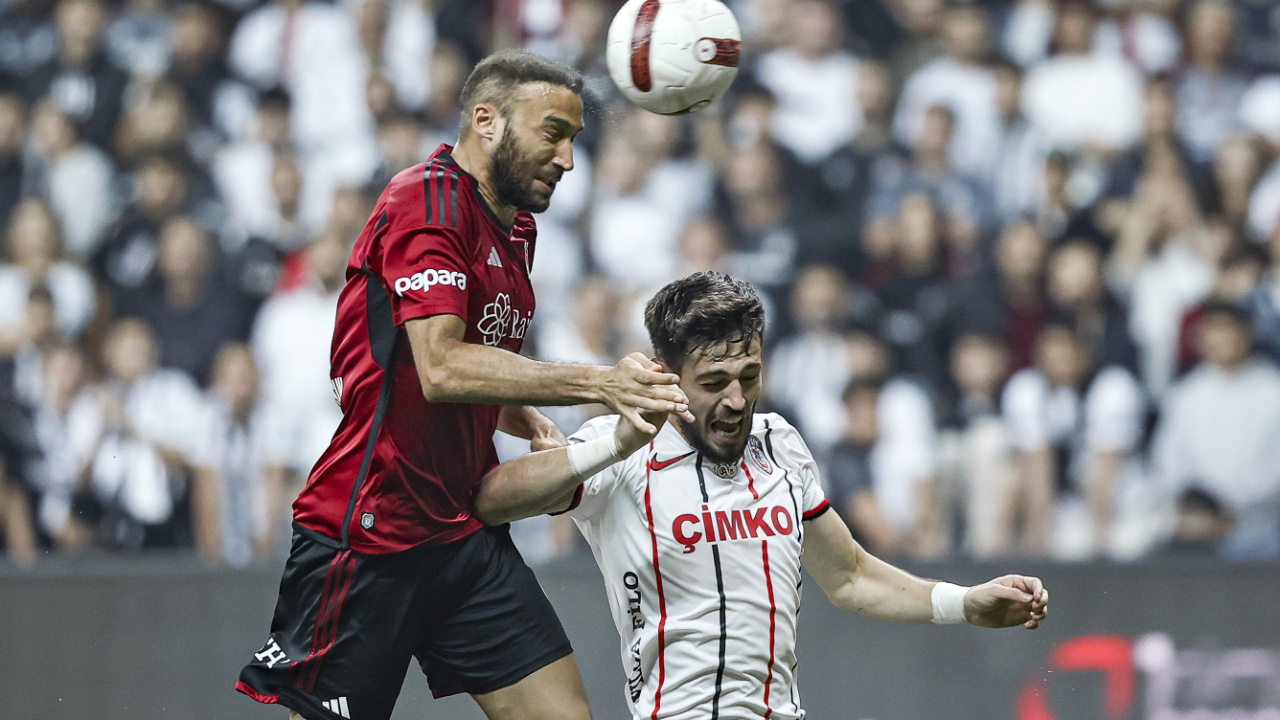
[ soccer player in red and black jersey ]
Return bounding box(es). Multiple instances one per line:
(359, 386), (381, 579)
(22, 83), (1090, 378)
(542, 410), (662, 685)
(237, 50), (693, 720)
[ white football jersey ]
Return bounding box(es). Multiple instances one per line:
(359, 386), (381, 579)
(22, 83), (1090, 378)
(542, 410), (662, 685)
(566, 413), (830, 720)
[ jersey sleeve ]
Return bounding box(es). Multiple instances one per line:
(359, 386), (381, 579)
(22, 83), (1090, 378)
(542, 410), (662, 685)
(766, 416), (830, 520)
(562, 415), (627, 521)
(373, 220), (476, 327)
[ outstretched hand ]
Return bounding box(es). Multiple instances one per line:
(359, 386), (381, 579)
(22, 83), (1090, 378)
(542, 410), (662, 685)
(964, 575), (1048, 630)
(598, 352), (694, 434)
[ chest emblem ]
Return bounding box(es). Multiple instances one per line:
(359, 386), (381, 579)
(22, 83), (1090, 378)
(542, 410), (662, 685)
(748, 436), (772, 474)
(478, 292), (530, 347)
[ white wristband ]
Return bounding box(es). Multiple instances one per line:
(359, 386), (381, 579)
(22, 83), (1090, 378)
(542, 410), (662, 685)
(565, 434), (624, 480)
(931, 582), (970, 625)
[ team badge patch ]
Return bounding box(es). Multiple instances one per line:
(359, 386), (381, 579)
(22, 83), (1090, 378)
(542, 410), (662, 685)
(748, 436), (772, 474)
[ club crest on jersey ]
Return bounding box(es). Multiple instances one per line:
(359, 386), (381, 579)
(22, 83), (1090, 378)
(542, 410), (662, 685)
(711, 462), (737, 479)
(747, 436), (772, 474)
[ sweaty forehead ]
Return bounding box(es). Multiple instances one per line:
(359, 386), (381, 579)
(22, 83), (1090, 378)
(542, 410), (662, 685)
(510, 82), (583, 128)
(686, 338), (763, 376)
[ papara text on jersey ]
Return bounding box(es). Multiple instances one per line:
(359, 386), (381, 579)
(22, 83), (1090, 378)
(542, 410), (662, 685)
(393, 269), (468, 296)
(672, 504), (795, 553)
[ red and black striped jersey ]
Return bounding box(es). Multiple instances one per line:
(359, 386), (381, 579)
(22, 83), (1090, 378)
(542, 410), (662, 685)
(293, 145), (538, 553)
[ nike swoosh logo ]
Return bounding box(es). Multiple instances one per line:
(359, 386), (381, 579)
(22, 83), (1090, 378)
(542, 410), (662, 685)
(647, 451), (694, 471)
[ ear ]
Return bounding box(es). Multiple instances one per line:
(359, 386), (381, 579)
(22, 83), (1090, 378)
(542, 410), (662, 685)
(651, 357), (673, 374)
(470, 102), (503, 142)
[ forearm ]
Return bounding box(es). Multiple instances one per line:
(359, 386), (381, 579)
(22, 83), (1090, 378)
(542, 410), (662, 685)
(1087, 451), (1122, 541)
(828, 545), (936, 623)
(474, 446), (584, 525)
(420, 338), (606, 406)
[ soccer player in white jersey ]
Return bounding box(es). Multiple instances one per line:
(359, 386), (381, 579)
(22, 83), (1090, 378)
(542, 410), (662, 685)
(474, 272), (1049, 720)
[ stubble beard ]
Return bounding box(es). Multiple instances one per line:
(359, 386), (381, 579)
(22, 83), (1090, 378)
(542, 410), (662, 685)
(489, 126), (554, 214)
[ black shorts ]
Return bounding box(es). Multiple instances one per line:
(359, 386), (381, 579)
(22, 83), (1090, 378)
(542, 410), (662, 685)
(237, 523), (573, 720)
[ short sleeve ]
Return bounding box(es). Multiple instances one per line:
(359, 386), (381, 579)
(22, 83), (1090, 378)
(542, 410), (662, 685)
(564, 415), (627, 521)
(1083, 366), (1144, 452)
(764, 416), (829, 520)
(1003, 369), (1049, 451)
(374, 222), (475, 326)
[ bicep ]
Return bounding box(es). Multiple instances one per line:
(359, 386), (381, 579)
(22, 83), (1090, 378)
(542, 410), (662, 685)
(405, 314), (467, 374)
(801, 510), (862, 599)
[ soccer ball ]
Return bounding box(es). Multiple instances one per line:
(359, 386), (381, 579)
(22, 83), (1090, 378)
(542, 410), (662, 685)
(605, 0), (742, 116)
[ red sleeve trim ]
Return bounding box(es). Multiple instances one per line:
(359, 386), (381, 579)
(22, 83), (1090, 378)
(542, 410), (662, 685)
(549, 484), (585, 516)
(802, 499), (831, 521)
(235, 681), (280, 704)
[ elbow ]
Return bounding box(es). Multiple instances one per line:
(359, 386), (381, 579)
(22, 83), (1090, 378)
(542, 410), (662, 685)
(419, 364), (458, 403)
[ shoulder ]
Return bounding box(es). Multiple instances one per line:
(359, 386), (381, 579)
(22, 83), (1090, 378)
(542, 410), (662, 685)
(1005, 368), (1047, 401)
(1089, 365), (1142, 400)
(754, 413), (815, 466)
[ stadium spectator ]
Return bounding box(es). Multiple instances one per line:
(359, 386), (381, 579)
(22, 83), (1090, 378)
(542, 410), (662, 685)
(26, 98), (116, 259)
(1204, 133), (1263, 234)
(755, 0), (862, 163)
(1003, 324), (1146, 559)
(713, 139), (799, 295)
(24, 341), (94, 545)
(163, 2), (241, 137)
(990, 58), (1047, 224)
(1177, 0), (1249, 164)
(1020, 0), (1144, 154)
(1046, 240), (1138, 372)
(768, 265), (862, 447)
(249, 227), (344, 491)
(1179, 240), (1266, 373)
(94, 153), (188, 304)
(228, 0), (376, 178)
(1153, 301), (1280, 559)
(893, 3), (1000, 182)
(0, 90), (27, 233)
(937, 332), (1013, 558)
(191, 343), (287, 566)
(134, 216), (255, 384)
(877, 192), (962, 396)
(960, 219), (1049, 372)
(1109, 149), (1216, 399)
(0, 199), (96, 352)
(85, 318), (204, 549)
(830, 332), (946, 558)
(0, 0), (57, 80)
(25, 0), (129, 152)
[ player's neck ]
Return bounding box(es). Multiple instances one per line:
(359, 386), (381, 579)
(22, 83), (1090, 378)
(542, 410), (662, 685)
(451, 138), (518, 227)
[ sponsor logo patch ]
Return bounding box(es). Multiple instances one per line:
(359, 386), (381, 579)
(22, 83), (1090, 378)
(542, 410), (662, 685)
(393, 268), (467, 296)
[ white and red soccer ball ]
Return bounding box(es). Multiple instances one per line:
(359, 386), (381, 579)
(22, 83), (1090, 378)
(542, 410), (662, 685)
(605, 0), (742, 115)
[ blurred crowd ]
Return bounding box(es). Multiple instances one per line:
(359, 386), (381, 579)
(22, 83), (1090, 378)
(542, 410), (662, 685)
(2, 0), (1279, 568)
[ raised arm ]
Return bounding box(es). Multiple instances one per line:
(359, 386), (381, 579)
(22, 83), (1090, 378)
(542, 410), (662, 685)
(406, 315), (690, 433)
(474, 410), (665, 525)
(802, 509), (1048, 628)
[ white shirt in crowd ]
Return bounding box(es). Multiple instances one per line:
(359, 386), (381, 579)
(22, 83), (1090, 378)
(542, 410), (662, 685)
(41, 143), (116, 259)
(1021, 52), (1144, 152)
(893, 57), (1002, 181)
(1153, 359), (1280, 545)
(1125, 241), (1214, 401)
(756, 48), (862, 163)
(1003, 364), (1148, 557)
(192, 397), (288, 567)
(250, 280), (343, 474)
(567, 413), (828, 720)
(0, 261), (97, 338)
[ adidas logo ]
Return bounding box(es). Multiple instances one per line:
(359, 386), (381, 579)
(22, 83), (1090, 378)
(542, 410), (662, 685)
(487, 247), (503, 268)
(321, 697), (351, 718)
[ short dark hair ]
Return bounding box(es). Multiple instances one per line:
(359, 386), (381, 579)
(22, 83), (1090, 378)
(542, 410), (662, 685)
(644, 272), (766, 370)
(457, 50), (583, 138)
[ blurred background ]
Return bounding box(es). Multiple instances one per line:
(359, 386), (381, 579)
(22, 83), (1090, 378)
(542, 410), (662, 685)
(3, 0), (1280, 568)
(0, 0), (1279, 716)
